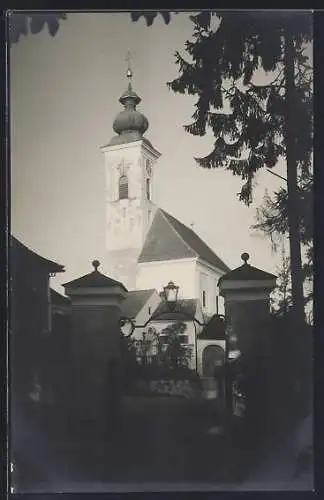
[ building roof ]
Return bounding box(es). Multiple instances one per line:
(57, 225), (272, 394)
(50, 288), (71, 307)
(120, 289), (156, 319)
(138, 208), (230, 273)
(199, 314), (226, 340)
(218, 262), (277, 283)
(63, 261), (127, 291)
(151, 298), (199, 322)
(11, 235), (65, 273)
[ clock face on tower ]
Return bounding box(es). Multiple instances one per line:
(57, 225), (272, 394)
(145, 158), (152, 177)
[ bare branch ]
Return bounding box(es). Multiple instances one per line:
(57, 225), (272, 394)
(266, 169), (288, 182)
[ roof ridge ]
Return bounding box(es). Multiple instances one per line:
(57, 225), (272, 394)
(11, 235), (65, 271)
(159, 209), (230, 271)
(156, 297), (198, 307)
(62, 269), (126, 289)
(139, 208), (229, 271)
(159, 209), (199, 258)
(218, 263), (277, 282)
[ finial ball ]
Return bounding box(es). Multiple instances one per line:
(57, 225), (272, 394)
(241, 252), (250, 264)
(92, 260), (100, 271)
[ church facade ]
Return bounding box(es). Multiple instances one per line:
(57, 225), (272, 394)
(101, 69), (230, 319)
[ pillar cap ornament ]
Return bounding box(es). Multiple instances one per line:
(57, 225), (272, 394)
(92, 259), (100, 271)
(218, 252), (277, 297)
(241, 252), (250, 264)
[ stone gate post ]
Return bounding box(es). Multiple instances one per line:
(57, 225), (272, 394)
(218, 253), (277, 436)
(218, 252), (277, 358)
(63, 260), (127, 437)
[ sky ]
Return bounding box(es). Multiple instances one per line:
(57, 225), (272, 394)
(10, 12), (289, 294)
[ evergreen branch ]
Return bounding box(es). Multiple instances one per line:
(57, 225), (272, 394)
(248, 69), (285, 92)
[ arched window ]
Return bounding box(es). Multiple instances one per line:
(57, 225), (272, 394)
(146, 178), (151, 200)
(119, 175), (128, 199)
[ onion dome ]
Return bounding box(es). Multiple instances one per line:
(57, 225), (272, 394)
(111, 68), (149, 142)
(113, 84), (149, 136)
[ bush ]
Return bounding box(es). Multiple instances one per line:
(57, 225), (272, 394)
(120, 323), (197, 392)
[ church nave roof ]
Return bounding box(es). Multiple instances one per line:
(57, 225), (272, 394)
(138, 208), (230, 274)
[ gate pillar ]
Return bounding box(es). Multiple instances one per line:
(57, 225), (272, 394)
(218, 252), (277, 358)
(218, 253), (277, 429)
(63, 260), (127, 436)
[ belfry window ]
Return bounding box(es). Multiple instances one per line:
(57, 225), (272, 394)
(119, 175), (128, 199)
(146, 178), (151, 200)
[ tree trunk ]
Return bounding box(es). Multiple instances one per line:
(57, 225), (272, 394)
(284, 30), (305, 326)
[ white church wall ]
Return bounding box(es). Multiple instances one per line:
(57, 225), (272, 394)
(195, 260), (225, 316)
(102, 139), (160, 289)
(192, 299), (205, 339)
(102, 141), (148, 252)
(136, 258), (197, 298)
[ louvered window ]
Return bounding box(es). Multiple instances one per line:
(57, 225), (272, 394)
(119, 175), (128, 199)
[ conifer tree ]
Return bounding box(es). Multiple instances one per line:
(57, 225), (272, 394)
(271, 244), (292, 315)
(254, 165), (313, 313)
(167, 11), (313, 324)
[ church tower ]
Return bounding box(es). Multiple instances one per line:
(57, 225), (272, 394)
(101, 66), (161, 290)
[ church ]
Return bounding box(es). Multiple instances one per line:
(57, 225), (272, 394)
(83, 66), (232, 375)
(100, 66), (230, 322)
(10, 67), (278, 391)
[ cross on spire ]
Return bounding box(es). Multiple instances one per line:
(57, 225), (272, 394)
(125, 50), (134, 81)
